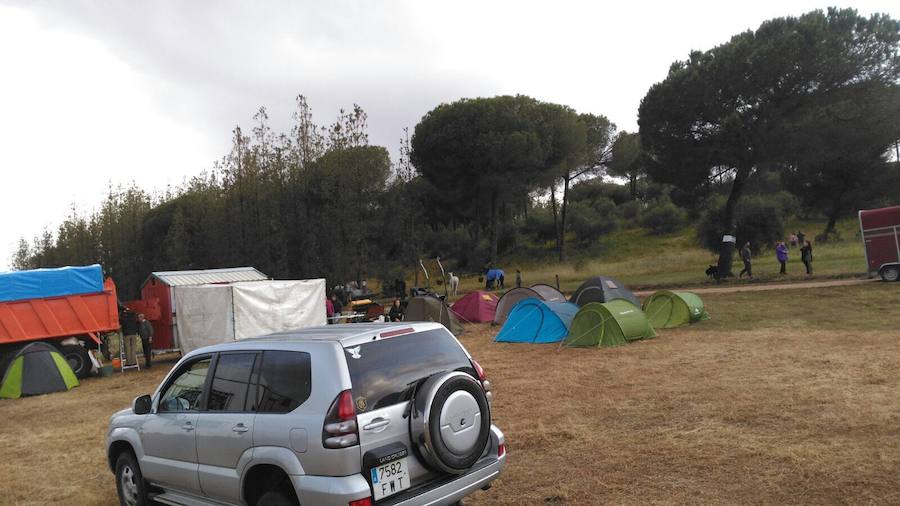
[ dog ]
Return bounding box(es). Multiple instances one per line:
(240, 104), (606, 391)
(448, 272), (459, 296)
(705, 264), (718, 279)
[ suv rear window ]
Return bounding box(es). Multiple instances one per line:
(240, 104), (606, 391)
(344, 329), (473, 413)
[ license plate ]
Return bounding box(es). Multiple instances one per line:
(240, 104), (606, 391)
(370, 456), (410, 501)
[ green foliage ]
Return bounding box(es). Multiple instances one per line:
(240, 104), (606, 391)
(698, 195), (787, 254)
(568, 199), (619, 242)
(640, 197), (687, 235)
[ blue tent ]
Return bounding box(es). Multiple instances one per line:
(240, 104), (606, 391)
(494, 299), (580, 343)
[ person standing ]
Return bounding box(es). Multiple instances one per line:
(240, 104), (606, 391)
(801, 240), (813, 275)
(797, 230), (806, 246)
(137, 313), (153, 369)
(120, 310), (139, 366)
(330, 293), (343, 324)
(739, 241), (753, 278)
(776, 241), (789, 275)
(515, 269), (522, 288)
(789, 233), (798, 248)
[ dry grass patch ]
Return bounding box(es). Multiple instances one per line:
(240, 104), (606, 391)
(1, 285), (899, 505)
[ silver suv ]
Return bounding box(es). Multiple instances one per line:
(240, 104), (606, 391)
(106, 322), (505, 506)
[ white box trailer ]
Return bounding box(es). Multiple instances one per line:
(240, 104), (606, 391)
(174, 279), (327, 353)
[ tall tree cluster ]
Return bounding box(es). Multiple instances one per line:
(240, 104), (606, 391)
(639, 8), (900, 276)
(14, 97), (424, 299)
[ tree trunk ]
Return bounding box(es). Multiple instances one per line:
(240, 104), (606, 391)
(716, 165), (750, 279)
(489, 190), (500, 264)
(549, 184), (560, 254)
(630, 173), (637, 199)
(558, 176), (570, 262)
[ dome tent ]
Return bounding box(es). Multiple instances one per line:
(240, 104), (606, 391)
(0, 342), (79, 398)
(562, 300), (657, 348)
(493, 287), (543, 326)
(642, 291), (710, 329)
(405, 295), (464, 335)
(569, 276), (639, 307)
(451, 290), (499, 323)
(494, 299), (579, 343)
(529, 284), (566, 302)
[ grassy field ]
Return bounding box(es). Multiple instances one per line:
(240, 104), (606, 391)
(1, 283), (897, 505)
(454, 218), (867, 295)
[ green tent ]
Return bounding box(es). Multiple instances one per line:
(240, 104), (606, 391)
(562, 300), (657, 348)
(642, 290), (710, 329)
(0, 342), (79, 399)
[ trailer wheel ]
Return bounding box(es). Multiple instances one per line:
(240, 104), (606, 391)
(60, 344), (91, 379)
(881, 266), (900, 282)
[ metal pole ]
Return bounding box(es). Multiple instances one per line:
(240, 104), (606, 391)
(436, 257), (447, 297)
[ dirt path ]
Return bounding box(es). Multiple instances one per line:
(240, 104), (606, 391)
(634, 277), (876, 296)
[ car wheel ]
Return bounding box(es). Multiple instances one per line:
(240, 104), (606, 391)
(115, 452), (149, 506)
(257, 489), (296, 506)
(881, 266), (899, 282)
(410, 371), (491, 474)
(60, 344), (91, 379)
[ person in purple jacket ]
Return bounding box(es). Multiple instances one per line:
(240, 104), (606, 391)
(776, 241), (789, 275)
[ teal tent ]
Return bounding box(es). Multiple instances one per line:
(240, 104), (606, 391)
(494, 299), (579, 343)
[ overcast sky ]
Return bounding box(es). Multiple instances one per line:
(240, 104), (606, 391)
(2, 1), (898, 270)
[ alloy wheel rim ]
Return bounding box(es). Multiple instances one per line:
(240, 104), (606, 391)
(120, 465), (139, 506)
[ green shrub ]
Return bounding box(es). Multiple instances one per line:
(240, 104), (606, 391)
(640, 197), (687, 235)
(568, 199), (619, 242)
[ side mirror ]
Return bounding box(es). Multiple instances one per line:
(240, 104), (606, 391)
(133, 394), (152, 415)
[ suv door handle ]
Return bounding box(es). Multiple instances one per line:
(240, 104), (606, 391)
(232, 423), (250, 433)
(182, 422), (195, 432)
(363, 418), (390, 431)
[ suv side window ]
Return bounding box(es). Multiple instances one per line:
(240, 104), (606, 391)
(253, 351), (312, 414)
(158, 357), (212, 412)
(207, 352), (258, 412)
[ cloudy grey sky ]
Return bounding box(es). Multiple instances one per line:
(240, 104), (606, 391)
(2, 1), (898, 269)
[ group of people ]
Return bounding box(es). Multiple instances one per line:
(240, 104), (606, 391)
(119, 309), (154, 368)
(739, 233), (813, 279)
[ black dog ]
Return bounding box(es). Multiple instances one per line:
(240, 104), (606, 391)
(705, 264), (718, 278)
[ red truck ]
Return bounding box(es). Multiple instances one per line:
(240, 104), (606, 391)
(0, 265), (120, 378)
(859, 205), (900, 281)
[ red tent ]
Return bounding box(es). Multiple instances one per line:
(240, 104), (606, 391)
(451, 291), (499, 323)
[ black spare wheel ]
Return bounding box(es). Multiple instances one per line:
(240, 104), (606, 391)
(410, 371), (490, 474)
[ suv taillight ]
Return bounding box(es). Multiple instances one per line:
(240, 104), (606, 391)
(322, 390), (359, 449)
(471, 359), (492, 401)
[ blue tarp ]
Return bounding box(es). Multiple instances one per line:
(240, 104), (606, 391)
(0, 264), (105, 303)
(494, 298), (579, 343)
(486, 269), (505, 282)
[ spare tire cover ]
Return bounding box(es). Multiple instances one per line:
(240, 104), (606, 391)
(410, 371), (491, 474)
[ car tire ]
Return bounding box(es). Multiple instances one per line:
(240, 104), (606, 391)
(257, 489), (296, 506)
(60, 344), (91, 379)
(410, 371), (491, 475)
(881, 266), (899, 282)
(115, 452), (149, 506)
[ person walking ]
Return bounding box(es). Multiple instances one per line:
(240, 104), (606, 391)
(515, 269), (522, 288)
(776, 241), (788, 275)
(800, 240), (813, 275)
(137, 313), (153, 369)
(739, 241), (753, 278)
